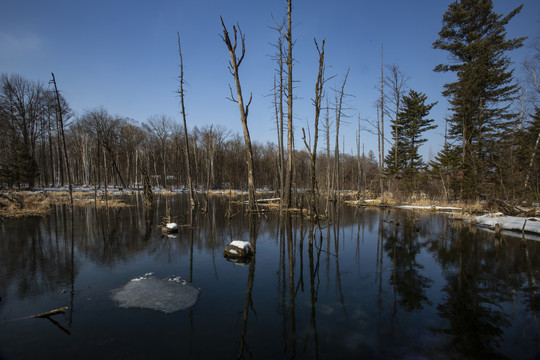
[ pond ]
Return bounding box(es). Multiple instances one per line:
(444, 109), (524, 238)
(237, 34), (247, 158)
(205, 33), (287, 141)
(0, 194), (539, 359)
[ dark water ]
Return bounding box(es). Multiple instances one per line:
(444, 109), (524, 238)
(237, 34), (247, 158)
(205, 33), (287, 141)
(0, 194), (539, 359)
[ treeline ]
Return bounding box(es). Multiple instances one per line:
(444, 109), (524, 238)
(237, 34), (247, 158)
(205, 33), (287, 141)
(0, 74), (379, 193)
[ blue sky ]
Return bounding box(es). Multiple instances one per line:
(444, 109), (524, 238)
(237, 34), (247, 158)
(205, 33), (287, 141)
(1, 0), (538, 160)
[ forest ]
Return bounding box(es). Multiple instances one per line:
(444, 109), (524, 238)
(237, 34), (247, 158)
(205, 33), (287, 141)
(1, 0), (539, 207)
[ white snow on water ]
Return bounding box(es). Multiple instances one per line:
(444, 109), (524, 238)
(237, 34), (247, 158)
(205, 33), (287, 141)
(229, 241), (251, 250)
(110, 274), (200, 313)
(474, 213), (540, 235)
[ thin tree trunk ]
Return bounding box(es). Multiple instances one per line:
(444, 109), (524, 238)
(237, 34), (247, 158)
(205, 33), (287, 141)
(325, 100), (331, 213)
(48, 113), (55, 186)
(525, 131), (540, 189)
(380, 46), (385, 199)
(220, 18), (256, 211)
(302, 38), (325, 223)
(273, 75), (283, 195)
(284, 0), (294, 209)
(51, 73), (73, 207)
(334, 68), (349, 197)
(177, 33), (196, 208)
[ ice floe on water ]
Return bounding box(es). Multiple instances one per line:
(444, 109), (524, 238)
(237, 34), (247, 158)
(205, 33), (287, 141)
(474, 213), (540, 232)
(473, 213), (540, 241)
(110, 273), (200, 313)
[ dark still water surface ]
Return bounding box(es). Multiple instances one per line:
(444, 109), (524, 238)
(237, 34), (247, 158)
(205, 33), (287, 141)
(0, 194), (539, 359)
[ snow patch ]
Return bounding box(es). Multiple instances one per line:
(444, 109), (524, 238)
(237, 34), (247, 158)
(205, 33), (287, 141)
(396, 205), (462, 211)
(229, 240), (251, 250)
(474, 214), (540, 235)
(166, 223), (178, 230)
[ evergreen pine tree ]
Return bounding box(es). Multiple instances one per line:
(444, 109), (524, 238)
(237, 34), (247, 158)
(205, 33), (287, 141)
(429, 142), (462, 201)
(433, 0), (525, 199)
(385, 90), (436, 193)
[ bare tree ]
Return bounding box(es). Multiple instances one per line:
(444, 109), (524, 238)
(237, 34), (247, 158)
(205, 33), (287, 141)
(384, 64), (408, 170)
(284, 0), (294, 209)
(333, 68), (350, 196)
(51, 73), (73, 206)
(220, 17), (256, 211)
(379, 45), (385, 198)
(270, 17), (286, 200)
(177, 33), (196, 208)
(302, 38), (327, 223)
(145, 114), (172, 188)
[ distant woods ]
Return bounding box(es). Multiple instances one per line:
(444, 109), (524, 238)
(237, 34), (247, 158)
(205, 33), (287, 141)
(0, 74), (379, 196)
(1, 0), (539, 204)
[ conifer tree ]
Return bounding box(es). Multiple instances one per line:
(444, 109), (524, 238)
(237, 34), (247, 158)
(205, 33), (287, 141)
(429, 142), (461, 201)
(384, 90), (436, 192)
(433, 0), (525, 199)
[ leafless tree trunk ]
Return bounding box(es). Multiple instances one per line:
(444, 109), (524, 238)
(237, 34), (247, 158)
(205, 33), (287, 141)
(271, 19), (286, 201)
(333, 68), (350, 197)
(384, 64), (408, 170)
(220, 17), (256, 211)
(376, 103), (383, 195)
(302, 38), (326, 222)
(47, 111), (56, 186)
(324, 99), (331, 214)
(284, 0), (294, 209)
(525, 132), (540, 189)
(379, 46), (385, 199)
(51, 73), (73, 207)
(177, 33), (196, 208)
(356, 114), (363, 193)
(273, 74), (284, 195)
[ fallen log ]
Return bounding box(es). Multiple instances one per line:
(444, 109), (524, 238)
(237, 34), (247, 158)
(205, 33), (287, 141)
(30, 306), (69, 318)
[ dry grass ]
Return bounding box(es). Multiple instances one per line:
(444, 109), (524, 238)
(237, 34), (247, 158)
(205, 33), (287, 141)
(0, 192), (52, 218)
(207, 189), (246, 197)
(0, 190), (131, 217)
(344, 194), (486, 214)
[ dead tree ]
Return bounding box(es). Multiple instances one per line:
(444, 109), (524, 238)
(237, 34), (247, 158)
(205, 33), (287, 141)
(384, 64), (408, 171)
(50, 73), (73, 207)
(302, 38), (327, 222)
(270, 18), (286, 203)
(177, 33), (196, 208)
(284, 0), (294, 209)
(333, 68), (350, 198)
(379, 45), (385, 199)
(220, 17), (256, 211)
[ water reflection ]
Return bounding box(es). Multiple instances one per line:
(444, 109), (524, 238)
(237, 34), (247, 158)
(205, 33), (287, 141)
(0, 196), (538, 359)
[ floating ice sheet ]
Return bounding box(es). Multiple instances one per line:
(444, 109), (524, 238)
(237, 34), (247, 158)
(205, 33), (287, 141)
(110, 274), (200, 313)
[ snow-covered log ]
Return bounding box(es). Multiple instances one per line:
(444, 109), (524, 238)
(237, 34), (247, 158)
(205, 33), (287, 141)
(223, 240), (253, 259)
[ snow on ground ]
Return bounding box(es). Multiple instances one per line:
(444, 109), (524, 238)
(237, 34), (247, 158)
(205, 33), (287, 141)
(474, 213), (540, 234)
(395, 205), (462, 212)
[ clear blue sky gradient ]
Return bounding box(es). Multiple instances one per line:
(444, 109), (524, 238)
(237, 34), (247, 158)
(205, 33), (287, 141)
(1, 0), (539, 160)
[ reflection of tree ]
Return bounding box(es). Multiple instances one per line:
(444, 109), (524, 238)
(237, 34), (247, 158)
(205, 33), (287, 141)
(384, 213), (432, 312)
(287, 215), (297, 358)
(306, 222), (322, 359)
(0, 210), (76, 300)
(430, 226), (514, 359)
(237, 214), (259, 359)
